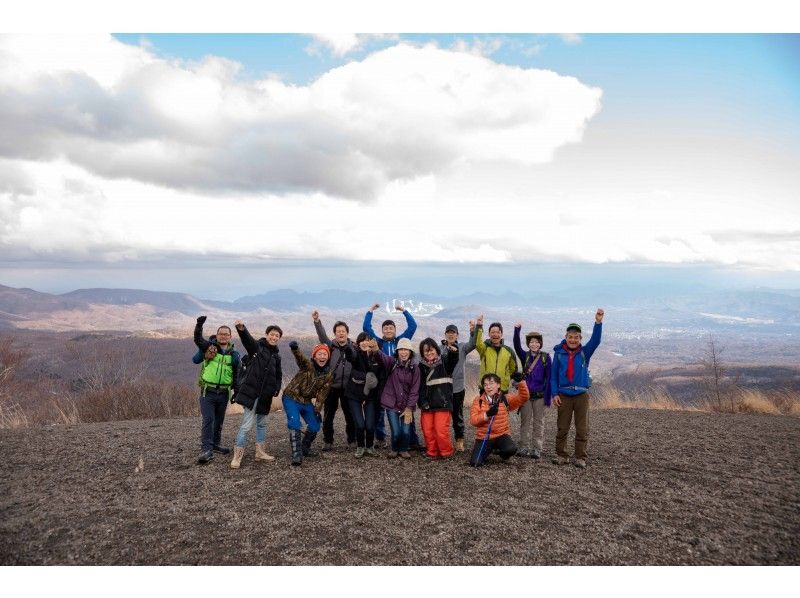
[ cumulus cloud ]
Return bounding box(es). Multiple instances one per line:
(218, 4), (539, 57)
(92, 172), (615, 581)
(0, 34), (602, 201)
(306, 33), (397, 57)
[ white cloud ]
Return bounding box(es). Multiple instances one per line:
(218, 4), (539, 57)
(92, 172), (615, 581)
(306, 33), (397, 57)
(451, 37), (504, 57)
(0, 35), (602, 202)
(559, 33), (583, 45)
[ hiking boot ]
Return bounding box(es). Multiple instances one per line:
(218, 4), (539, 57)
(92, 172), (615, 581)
(399, 451), (411, 459)
(348, 441), (355, 449)
(455, 438), (465, 452)
(387, 451), (399, 459)
(212, 445), (231, 455)
(364, 447), (379, 457)
(289, 430), (303, 466)
(255, 442), (276, 461)
(230, 447), (244, 469)
(551, 455), (571, 466)
(530, 449), (541, 460)
(355, 447), (365, 458)
(574, 458), (587, 469)
(374, 439), (386, 449)
(301, 430), (319, 457)
(322, 442), (333, 452)
(197, 450), (214, 464)
(516, 448), (530, 457)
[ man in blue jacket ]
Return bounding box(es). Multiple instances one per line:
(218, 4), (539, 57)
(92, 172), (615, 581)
(550, 308), (604, 469)
(363, 303), (419, 448)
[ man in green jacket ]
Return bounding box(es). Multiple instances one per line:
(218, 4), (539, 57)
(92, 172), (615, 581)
(474, 314), (518, 392)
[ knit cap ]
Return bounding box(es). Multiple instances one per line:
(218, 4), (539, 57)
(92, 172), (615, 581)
(312, 344), (330, 359)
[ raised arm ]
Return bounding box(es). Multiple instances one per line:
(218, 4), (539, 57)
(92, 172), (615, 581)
(312, 310), (331, 344)
(193, 316), (211, 351)
(512, 325), (525, 362)
(462, 321), (477, 356)
(363, 305), (383, 339)
(583, 311), (604, 360)
(234, 321), (259, 356)
(290, 342), (312, 372)
(397, 308), (417, 340)
(475, 324), (486, 356)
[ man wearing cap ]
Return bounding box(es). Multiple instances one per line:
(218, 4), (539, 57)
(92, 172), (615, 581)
(279, 341), (334, 467)
(363, 303), (419, 449)
(550, 308), (604, 469)
(441, 321), (477, 452)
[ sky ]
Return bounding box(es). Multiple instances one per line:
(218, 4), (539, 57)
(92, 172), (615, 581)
(0, 30), (798, 296)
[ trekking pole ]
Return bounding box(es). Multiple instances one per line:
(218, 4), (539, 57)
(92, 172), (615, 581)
(476, 414), (495, 465)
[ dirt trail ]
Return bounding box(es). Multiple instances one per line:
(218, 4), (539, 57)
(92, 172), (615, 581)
(1, 408), (798, 565)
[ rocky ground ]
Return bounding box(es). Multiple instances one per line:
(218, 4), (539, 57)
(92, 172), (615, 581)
(1, 407), (798, 565)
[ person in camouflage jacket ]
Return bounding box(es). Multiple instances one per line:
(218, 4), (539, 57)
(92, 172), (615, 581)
(282, 342), (334, 466)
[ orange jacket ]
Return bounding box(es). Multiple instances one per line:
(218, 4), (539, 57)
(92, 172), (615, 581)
(469, 381), (529, 440)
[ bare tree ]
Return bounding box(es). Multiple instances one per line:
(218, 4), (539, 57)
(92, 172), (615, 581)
(699, 333), (735, 412)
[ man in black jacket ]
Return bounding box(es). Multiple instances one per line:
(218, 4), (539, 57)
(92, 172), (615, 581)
(228, 319), (283, 468)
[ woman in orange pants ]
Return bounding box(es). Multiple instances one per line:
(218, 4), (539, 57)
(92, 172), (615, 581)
(417, 337), (459, 458)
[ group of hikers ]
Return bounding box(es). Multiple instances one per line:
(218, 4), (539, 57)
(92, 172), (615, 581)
(192, 304), (604, 469)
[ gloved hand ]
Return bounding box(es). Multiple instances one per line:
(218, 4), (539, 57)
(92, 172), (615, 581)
(402, 408), (413, 424)
(511, 372), (524, 383)
(485, 402), (499, 418)
(197, 315), (207, 324)
(364, 372), (378, 395)
(289, 341), (299, 351)
(204, 345), (218, 361)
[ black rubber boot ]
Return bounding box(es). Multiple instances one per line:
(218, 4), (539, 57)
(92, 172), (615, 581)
(290, 429), (303, 466)
(301, 430), (319, 457)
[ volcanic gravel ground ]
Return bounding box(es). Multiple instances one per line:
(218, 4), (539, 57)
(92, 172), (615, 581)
(1, 407), (798, 565)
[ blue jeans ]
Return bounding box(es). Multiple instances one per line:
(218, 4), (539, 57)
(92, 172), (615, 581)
(349, 398), (376, 448)
(386, 410), (411, 452)
(199, 388), (228, 451)
(235, 397), (268, 448)
(282, 396), (321, 433)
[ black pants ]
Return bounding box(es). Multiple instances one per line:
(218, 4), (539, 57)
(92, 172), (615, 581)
(469, 433), (517, 466)
(451, 390), (465, 440)
(199, 388), (228, 451)
(349, 398), (376, 448)
(323, 386), (355, 444)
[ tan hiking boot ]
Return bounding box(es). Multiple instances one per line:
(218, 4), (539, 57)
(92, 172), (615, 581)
(455, 439), (465, 452)
(255, 443), (275, 461)
(574, 458), (587, 469)
(551, 455), (571, 465)
(230, 447), (244, 469)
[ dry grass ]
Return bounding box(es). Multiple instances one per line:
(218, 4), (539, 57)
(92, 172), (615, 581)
(593, 383), (800, 417)
(592, 384), (692, 412)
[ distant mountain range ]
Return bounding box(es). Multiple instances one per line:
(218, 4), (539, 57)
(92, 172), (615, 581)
(1, 283), (799, 335)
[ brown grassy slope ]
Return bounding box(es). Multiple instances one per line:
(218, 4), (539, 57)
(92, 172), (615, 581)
(0, 408), (797, 565)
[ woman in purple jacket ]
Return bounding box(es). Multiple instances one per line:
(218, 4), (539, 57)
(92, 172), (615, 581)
(375, 338), (420, 459)
(513, 324), (552, 459)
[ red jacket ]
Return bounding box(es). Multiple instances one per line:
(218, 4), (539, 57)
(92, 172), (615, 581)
(469, 382), (529, 440)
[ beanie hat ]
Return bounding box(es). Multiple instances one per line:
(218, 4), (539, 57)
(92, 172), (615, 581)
(566, 323), (582, 333)
(445, 324), (458, 334)
(382, 319), (396, 328)
(312, 344), (330, 359)
(525, 331), (543, 346)
(396, 338), (414, 354)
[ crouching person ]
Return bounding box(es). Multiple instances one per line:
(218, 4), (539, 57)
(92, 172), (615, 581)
(282, 341), (334, 466)
(193, 315), (240, 464)
(469, 373), (529, 467)
(551, 308), (604, 469)
(229, 320), (283, 469)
